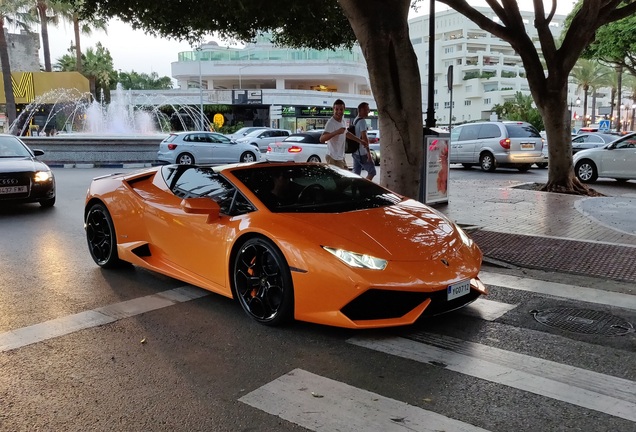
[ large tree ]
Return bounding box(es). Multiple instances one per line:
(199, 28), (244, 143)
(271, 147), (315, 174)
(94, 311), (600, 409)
(74, 0), (636, 197)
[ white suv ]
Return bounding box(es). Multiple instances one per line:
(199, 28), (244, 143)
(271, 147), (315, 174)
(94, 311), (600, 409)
(450, 121), (545, 172)
(235, 128), (291, 153)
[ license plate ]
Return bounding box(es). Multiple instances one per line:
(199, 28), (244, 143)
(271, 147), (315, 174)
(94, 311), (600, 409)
(0, 185), (27, 194)
(275, 147), (286, 153)
(520, 143), (535, 149)
(447, 280), (471, 301)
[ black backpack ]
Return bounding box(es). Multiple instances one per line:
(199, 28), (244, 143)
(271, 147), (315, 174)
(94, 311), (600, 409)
(345, 118), (362, 154)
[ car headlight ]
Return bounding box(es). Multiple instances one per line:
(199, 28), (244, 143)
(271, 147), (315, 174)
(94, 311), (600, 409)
(323, 246), (387, 270)
(455, 225), (474, 248)
(34, 170), (52, 182)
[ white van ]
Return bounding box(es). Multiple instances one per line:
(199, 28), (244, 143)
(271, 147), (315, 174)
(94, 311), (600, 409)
(450, 121), (545, 172)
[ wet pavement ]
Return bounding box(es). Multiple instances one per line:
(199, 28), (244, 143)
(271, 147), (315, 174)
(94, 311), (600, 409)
(437, 179), (636, 283)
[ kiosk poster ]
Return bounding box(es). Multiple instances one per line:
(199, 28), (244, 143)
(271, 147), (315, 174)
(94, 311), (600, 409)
(425, 137), (450, 204)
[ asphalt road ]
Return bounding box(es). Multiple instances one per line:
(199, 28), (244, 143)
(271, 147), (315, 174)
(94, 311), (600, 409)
(0, 167), (634, 432)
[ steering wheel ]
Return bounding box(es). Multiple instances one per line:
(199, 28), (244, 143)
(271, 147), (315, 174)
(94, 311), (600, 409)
(297, 184), (325, 204)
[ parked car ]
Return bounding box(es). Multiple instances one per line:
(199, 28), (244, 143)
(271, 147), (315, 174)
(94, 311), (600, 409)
(369, 143), (381, 165)
(450, 121), (545, 172)
(367, 129), (380, 144)
(157, 131), (261, 165)
(536, 142), (548, 169)
(225, 126), (271, 141)
(235, 128), (292, 153)
(571, 132), (619, 154)
(0, 134), (55, 207)
(573, 132), (636, 183)
(84, 162), (486, 328)
(265, 131), (326, 163)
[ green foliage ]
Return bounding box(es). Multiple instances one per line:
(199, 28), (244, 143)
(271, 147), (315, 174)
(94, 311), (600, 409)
(113, 71), (173, 90)
(492, 92), (544, 131)
(72, 0), (356, 50)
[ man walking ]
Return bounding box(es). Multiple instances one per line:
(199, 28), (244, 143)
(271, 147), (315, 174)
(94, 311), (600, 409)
(351, 102), (376, 181)
(320, 99), (362, 169)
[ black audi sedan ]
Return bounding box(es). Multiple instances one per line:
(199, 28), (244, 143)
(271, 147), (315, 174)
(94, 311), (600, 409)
(0, 134), (55, 207)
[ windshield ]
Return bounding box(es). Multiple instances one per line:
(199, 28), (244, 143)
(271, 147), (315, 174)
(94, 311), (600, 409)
(0, 136), (32, 158)
(232, 164), (403, 213)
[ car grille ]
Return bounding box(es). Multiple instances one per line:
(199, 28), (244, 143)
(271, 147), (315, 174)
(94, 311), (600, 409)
(0, 173), (31, 199)
(341, 287), (481, 321)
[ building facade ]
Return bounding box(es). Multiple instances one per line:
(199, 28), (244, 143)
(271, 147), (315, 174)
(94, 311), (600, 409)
(170, 35), (379, 131)
(408, 7), (614, 128)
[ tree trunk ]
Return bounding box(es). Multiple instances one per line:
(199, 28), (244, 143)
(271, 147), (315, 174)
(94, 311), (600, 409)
(0, 21), (17, 132)
(615, 65), (623, 132)
(338, 0), (422, 199)
(582, 85), (589, 126)
(73, 15), (83, 73)
(38, 1), (52, 72)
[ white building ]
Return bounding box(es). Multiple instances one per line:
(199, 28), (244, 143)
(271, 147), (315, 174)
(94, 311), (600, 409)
(170, 34), (378, 131)
(408, 7), (616, 128)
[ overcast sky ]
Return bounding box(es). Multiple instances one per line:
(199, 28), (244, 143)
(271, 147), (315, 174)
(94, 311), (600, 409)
(40, 2), (575, 82)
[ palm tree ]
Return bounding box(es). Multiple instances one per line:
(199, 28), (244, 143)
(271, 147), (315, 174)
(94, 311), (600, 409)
(570, 59), (609, 126)
(1, 0), (37, 132)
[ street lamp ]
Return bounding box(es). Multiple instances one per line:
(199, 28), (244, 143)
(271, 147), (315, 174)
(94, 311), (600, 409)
(195, 47), (204, 131)
(569, 97), (580, 131)
(238, 65), (250, 89)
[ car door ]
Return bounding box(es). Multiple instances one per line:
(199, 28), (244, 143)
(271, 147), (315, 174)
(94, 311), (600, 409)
(186, 132), (214, 163)
(256, 130), (274, 152)
(455, 124), (481, 162)
(207, 133), (236, 163)
(600, 136), (636, 177)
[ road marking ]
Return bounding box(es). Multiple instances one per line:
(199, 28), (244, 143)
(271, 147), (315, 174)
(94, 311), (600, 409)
(0, 286), (207, 353)
(239, 368), (491, 432)
(480, 271), (636, 311)
(461, 298), (517, 321)
(349, 334), (636, 422)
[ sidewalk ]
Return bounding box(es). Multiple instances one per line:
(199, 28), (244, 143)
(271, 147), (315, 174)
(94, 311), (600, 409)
(437, 179), (636, 283)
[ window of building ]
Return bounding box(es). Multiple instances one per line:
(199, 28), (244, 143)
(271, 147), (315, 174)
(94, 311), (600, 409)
(464, 100), (471, 106)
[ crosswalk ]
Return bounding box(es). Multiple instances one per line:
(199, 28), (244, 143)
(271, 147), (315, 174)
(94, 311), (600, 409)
(240, 271), (636, 431)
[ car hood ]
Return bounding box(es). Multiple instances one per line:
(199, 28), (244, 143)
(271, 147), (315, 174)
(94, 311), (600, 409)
(278, 201), (468, 261)
(0, 157), (49, 173)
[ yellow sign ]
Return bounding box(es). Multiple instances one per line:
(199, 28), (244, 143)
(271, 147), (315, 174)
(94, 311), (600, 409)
(213, 113), (225, 128)
(0, 72), (90, 104)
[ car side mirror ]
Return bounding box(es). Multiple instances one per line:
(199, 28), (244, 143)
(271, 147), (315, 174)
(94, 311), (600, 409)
(181, 197), (221, 222)
(33, 149), (45, 156)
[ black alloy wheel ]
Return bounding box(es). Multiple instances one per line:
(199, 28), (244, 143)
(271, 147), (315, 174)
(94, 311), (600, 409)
(233, 238), (294, 326)
(85, 203), (124, 268)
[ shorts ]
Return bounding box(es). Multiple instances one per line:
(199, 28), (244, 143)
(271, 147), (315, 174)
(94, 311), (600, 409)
(326, 155), (347, 169)
(352, 153), (377, 177)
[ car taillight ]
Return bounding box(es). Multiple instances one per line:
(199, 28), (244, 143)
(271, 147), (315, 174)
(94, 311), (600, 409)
(369, 138), (379, 143)
(267, 146), (272, 153)
(499, 138), (511, 149)
(168, 144), (177, 150)
(288, 146), (302, 153)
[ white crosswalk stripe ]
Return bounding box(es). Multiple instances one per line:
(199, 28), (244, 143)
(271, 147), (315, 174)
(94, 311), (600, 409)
(239, 368), (492, 432)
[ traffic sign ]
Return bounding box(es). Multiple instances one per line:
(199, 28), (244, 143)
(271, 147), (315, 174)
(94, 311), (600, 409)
(599, 119), (611, 132)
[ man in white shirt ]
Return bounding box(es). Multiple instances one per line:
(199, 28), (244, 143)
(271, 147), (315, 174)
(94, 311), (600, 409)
(320, 99), (362, 169)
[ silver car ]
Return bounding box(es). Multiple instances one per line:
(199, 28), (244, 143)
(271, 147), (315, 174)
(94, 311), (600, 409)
(450, 121), (544, 172)
(157, 131), (262, 165)
(235, 128), (292, 153)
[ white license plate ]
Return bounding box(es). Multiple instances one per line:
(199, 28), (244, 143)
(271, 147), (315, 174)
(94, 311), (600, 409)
(275, 147), (286, 153)
(0, 185), (27, 194)
(447, 280), (471, 301)
(520, 143), (535, 149)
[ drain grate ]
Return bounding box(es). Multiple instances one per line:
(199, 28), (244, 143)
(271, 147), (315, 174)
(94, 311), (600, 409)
(530, 308), (634, 336)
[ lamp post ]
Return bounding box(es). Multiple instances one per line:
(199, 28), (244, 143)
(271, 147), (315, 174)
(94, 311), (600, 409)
(569, 97), (580, 132)
(195, 47), (204, 131)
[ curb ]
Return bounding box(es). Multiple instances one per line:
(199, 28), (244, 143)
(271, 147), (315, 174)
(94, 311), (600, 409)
(48, 162), (159, 169)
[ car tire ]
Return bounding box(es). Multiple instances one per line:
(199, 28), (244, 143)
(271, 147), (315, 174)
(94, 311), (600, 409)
(480, 153), (497, 172)
(462, 163), (473, 169)
(39, 197), (56, 207)
(574, 159), (598, 183)
(232, 237), (294, 326)
(177, 152), (195, 165)
(517, 164), (532, 172)
(240, 151), (257, 163)
(614, 178), (628, 183)
(307, 155), (321, 163)
(536, 163), (548, 169)
(85, 203), (125, 268)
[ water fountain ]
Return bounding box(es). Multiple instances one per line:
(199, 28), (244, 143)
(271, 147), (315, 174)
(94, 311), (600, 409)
(10, 83), (209, 136)
(12, 83), (212, 166)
